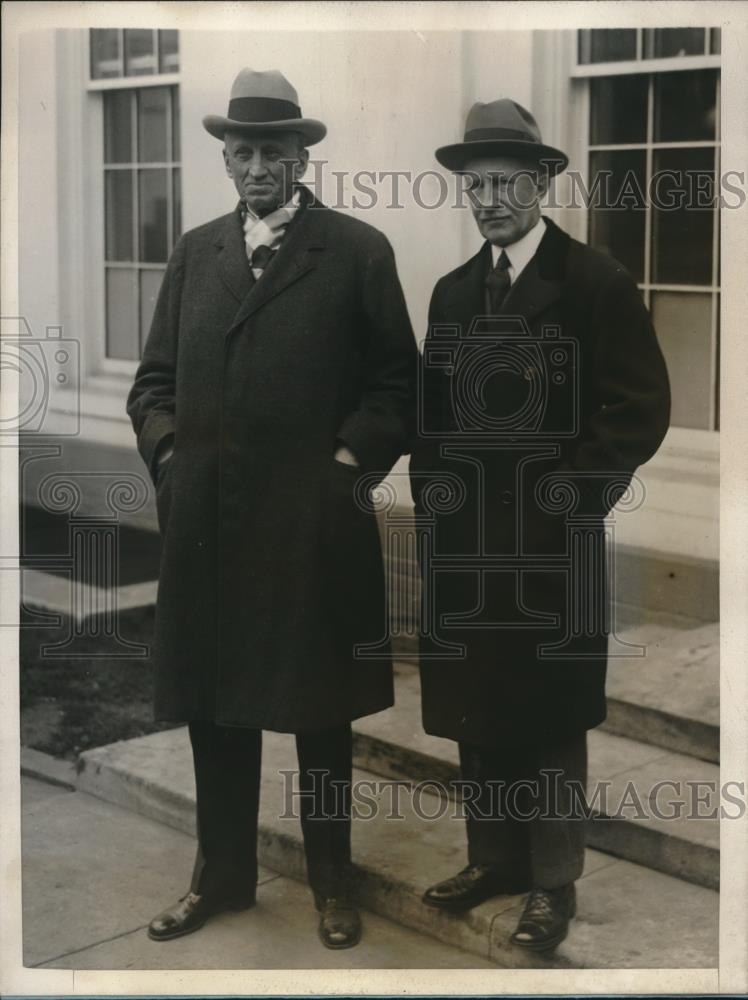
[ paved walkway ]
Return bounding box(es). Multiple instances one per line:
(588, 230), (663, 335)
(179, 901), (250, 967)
(21, 776), (493, 970)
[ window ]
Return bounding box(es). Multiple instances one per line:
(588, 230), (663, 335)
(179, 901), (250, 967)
(578, 27), (721, 64)
(90, 28), (179, 79)
(89, 30), (181, 362)
(577, 29), (720, 431)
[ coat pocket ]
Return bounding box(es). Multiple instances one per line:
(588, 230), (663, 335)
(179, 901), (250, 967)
(155, 458), (174, 535)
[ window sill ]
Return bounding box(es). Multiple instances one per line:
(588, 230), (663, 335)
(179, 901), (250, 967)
(571, 55), (720, 78)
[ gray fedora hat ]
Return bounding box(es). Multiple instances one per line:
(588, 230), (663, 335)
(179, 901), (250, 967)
(203, 68), (327, 145)
(435, 98), (568, 175)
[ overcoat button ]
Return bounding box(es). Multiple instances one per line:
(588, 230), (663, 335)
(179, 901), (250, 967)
(501, 490), (513, 504)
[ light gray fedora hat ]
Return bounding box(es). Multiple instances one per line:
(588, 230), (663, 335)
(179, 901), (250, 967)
(203, 68), (327, 145)
(435, 98), (568, 175)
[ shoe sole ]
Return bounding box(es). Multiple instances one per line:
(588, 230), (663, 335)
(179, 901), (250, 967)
(510, 927), (569, 952)
(147, 899), (255, 943)
(318, 925), (362, 950)
(148, 918), (207, 943)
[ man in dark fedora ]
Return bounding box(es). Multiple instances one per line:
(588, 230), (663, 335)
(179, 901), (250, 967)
(409, 99), (670, 950)
(127, 68), (417, 949)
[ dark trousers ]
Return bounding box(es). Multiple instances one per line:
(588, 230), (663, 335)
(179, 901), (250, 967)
(458, 732), (588, 890)
(188, 720), (353, 904)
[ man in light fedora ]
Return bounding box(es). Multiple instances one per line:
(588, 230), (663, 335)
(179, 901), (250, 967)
(409, 99), (670, 950)
(128, 68), (417, 949)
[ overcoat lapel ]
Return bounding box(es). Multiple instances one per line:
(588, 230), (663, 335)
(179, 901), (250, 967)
(500, 218), (568, 325)
(442, 242), (492, 335)
(224, 191), (327, 335)
(215, 206), (254, 304)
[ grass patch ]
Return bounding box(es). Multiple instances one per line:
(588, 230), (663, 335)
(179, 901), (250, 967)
(20, 607), (179, 760)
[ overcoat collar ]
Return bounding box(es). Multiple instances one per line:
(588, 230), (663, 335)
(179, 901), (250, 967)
(443, 215), (569, 330)
(214, 186), (327, 333)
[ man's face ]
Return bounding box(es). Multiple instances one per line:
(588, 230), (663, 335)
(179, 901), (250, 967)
(223, 130), (309, 216)
(463, 155), (548, 247)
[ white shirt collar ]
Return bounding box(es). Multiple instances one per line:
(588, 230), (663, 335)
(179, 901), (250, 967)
(490, 216), (546, 284)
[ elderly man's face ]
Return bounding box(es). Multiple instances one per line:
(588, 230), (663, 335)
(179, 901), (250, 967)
(223, 130), (309, 216)
(463, 155), (548, 247)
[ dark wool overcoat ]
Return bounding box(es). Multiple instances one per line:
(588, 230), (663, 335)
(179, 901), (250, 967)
(409, 217), (671, 749)
(127, 190), (417, 731)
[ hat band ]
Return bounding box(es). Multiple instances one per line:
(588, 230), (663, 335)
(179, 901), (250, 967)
(227, 96), (301, 123)
(464, 127), (540, 144)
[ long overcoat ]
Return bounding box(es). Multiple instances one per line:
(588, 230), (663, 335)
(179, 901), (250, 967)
(409, 218), (670, 749)
(127, 190), (417, 731)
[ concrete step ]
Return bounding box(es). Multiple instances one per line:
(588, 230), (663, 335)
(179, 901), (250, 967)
(391, 619), (719, 765)
(352, 667), (718, 891)
(602, 621), (719, 764)
(76, 727), (718, 968)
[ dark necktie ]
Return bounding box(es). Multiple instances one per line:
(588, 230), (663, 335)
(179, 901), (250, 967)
(485, 249), (511, 313)
(250, 244), (276, 271)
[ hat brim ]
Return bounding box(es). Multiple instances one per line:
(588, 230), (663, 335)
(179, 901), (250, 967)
(202, 115), (327, 145)
(435, 139), (568, 176)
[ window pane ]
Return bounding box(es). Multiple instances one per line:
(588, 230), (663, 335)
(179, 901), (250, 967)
(652, 292), (713, 429)
(709, 28), (721, 55)
(590, 75), (648, 145)
(172, 168), (182, 246)
(138, 169), (169, 262)
(106, 268), (139, 360)
(651, 147), (715, 286)
(588, 150), (647, 282)
(105, 170), (134, 261)
(158, 29), (179, 73)
(649, 28), (706, 59)
(582, 29), (637, 64)
(140, 268), (165, 350)
(138, 87), (169, 162)
(171, 87), (181, 160)
(653, 70), (717, 142)
(124, 28), (157, 76)
(90, 29), (122, 79)
(104, 90), (133, 164)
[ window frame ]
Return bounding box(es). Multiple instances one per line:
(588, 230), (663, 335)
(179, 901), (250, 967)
(575, 26), (720, 75)
(101, 85), (181, 362)
(529, 29), (719, 562)
(573, 33), (721, 432)
(88, 28), (180, 86)
(86, 30), (181, 378)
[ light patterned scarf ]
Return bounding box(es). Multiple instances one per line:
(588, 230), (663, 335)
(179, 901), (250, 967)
(242, 189), (301, 278)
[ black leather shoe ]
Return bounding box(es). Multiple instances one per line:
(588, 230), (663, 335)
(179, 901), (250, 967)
(423, 864), (530, 912)
(147, 890), (255, 942)
(510, 883), (576, 951)
(316, 896), (362, 949)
